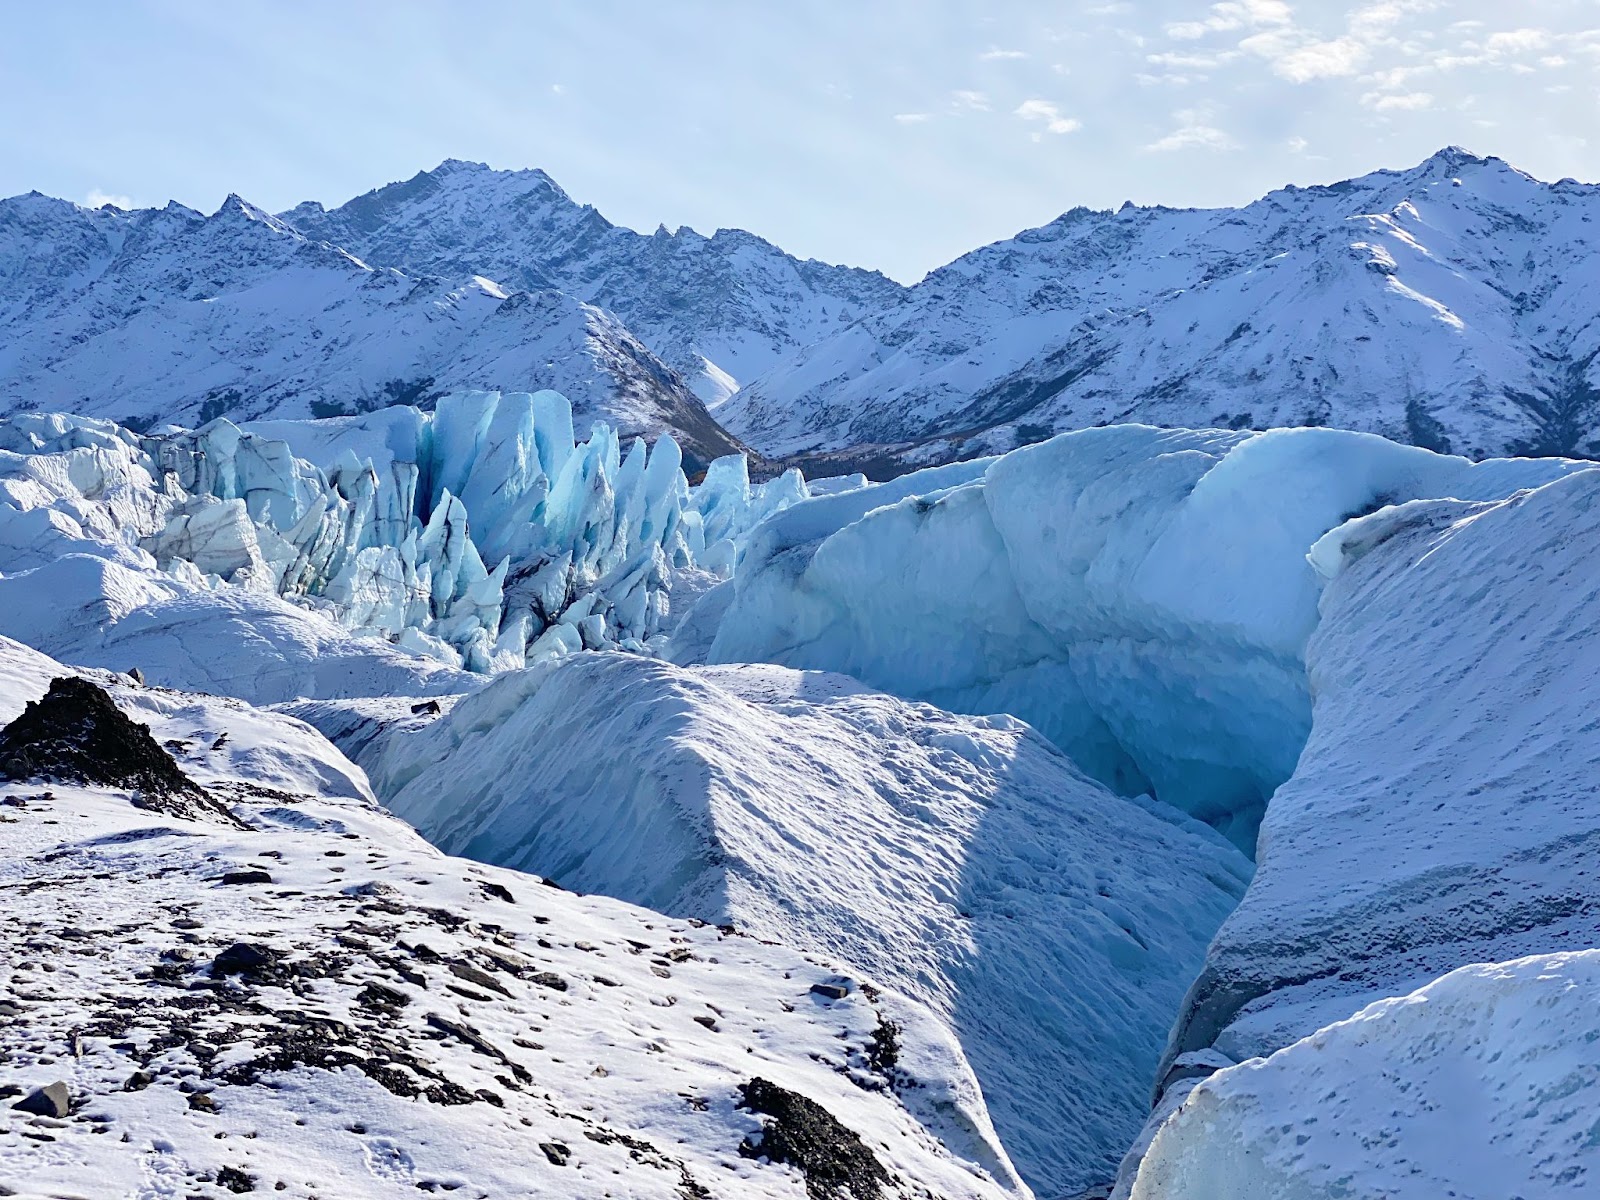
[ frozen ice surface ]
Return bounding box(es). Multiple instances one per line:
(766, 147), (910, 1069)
(366, 652), (1253, 1196)
(1160, 466), (1600, 1071)
(0, 390), (809, 697)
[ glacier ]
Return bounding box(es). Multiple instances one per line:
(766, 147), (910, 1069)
(8, 388), (1600, 1198)
(0, 390), (813, 697)
(356, 651), (1252, 1197)
(688, 424), (1588, 850)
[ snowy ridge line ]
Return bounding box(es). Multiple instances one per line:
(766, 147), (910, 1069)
(0, 390), (817, 676)
(276, 157), (907, 409)
(0, 186), (754, 467)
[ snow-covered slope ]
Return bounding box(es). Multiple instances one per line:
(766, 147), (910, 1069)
(353, 653), (1252, 1198)
(1130, 952), (1600, 1200)
(0, 638), (1026, 1199)
(722, 148), (1600, 466)
(687, 424), (1587, 851)
(281, 160), (905, 406)
(0, 191), (746, 468)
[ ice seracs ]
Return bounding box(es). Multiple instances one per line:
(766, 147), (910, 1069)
(0, 389), (817, 691)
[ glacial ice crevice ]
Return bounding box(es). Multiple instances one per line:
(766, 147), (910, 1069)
(696, 424), (1589, 850)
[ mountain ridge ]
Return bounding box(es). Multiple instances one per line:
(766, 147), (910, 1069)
(722, 146), (1600, 472)
(279, 158), (906, 406)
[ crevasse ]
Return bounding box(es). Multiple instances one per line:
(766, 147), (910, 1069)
(693, 424), (1587, 852)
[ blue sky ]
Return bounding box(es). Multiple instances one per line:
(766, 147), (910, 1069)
(3, 1), (1596, 281)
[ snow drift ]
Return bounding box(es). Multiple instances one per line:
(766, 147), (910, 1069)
(0, 636), (1026, 1199)
(364, 652), (1253, 1197)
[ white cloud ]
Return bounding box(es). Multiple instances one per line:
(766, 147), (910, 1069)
(980, 47), (1028, 61)
(951, 89), (990, 111)
(1014, 99), (1082, 135)
(84, 189), (133, 210)
(893, 112), (931, 124)
(550, 83), (565, 95)
(1247, 33), (1370, 81)
(1167, 0), (1290, 40)
(1486, 28), (1551, 56)
(1361, 89), (1435, 109)
(1146, 51), (1232, 69)
(1287, 134), (1310, 153)
(1145, 109), (1238, 152)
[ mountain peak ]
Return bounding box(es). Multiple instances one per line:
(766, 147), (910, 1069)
(431, 157), (491, 175)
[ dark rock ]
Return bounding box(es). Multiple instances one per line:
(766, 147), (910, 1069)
(809, 982), (850, 1001)
(215, 1165), (255, 1193)
(0, 677), (234, 822)
(218, 870), (273, 886)
(529, 971), (567, 992)
(738, 1077), (890, 1199)
(356, 982), (410, 1011)
(540, 1142), (571, 1166)
(211, 943), (283, 980)
(123, 1071), (153, 1092)
(410, 699), (442, 716)
(480, 881), (515, 904)
(127, 668), (144, 686)
(12, 1081), (69, 1117)
(187, 1092), (216, 1112)
(448, 962), (511, 998)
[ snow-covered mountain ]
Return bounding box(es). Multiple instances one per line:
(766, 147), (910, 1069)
(721, 148), (1600, 468)
(280, 159), (906, 406)
(0, 191), (746, 468)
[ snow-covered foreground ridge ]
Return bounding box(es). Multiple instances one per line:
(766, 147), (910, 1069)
(686, 423), (1589, 850)
(0, 389), (809, 676)
(0, 636), (1025, 1198)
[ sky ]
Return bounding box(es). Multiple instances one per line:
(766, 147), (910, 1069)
(2, 1), (1597, 282)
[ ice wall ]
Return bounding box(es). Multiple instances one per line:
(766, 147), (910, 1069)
(700, 425), (1586, 850)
